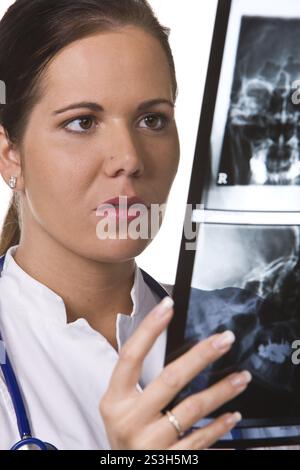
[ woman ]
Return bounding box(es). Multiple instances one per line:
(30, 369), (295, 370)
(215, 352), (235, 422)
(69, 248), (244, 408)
(0, 0), (252, 450)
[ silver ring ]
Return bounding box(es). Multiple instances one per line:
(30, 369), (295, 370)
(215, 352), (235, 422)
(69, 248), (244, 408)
(165, 410), (185, 439)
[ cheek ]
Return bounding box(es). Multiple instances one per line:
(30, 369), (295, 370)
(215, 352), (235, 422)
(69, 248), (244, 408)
(170, 137), (180, 174)
(23, 134), (96, 217)
(151, 132), (180, 179)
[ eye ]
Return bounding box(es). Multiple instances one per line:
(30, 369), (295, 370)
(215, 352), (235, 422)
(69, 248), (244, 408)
(63, 115), (98, 134)
(139, 113), (169, 131)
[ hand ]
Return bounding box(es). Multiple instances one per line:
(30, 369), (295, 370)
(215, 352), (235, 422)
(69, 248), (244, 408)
(99, 297), (252, 450)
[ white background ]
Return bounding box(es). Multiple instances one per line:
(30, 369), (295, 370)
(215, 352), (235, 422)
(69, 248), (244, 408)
(0, 0), (218, 284)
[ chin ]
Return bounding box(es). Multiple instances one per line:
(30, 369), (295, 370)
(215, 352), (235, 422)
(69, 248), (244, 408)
(92, 237), (152, 262)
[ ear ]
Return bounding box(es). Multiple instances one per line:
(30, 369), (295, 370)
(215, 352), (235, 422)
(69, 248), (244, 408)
(0, 125), (24, 191)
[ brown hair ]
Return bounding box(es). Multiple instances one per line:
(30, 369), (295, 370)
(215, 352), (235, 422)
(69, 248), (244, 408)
(0, 0), (178, 256)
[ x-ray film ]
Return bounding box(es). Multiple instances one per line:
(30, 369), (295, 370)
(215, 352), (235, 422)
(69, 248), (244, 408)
(205, 0), (300, 211)
(168, 223), (300, 447)
(166, 0), (300, 448)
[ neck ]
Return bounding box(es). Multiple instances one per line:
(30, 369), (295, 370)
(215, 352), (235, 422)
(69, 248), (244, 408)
(13, 227), (136, 346)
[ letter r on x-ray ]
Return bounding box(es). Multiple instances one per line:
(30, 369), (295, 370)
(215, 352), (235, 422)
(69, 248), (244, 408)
(218, 173), (228, 185)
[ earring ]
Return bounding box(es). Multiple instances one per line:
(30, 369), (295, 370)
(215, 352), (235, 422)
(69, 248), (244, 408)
(8, 176), (17, 189)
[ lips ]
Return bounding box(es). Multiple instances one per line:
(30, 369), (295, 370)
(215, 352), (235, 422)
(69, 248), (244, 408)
(95, 195), (149, 220)
(99, 195), (147, 208)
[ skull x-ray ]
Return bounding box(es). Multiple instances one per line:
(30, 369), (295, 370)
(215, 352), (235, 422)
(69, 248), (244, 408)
(175, 224), (300, 423)
(205, 0), (300, 212)
(218, 17), (300, 186)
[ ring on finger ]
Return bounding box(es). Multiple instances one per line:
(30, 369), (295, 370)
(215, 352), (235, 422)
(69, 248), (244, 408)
(165, 409), (185, 439)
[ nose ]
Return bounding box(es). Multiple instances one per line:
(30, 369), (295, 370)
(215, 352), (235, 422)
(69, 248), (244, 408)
(103, 122), (145, 178)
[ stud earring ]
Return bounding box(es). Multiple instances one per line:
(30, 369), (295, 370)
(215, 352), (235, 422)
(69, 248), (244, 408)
(8, 176), (17, 189)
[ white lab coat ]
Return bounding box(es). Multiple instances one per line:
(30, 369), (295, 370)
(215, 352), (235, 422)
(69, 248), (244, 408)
(0, 244), (167, 450)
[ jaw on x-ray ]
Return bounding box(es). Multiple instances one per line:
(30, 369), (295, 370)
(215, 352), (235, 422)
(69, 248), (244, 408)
(177, 224), (300, 422)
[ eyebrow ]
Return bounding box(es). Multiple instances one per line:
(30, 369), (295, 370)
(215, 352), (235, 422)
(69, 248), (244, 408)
(52, 98), (175, 115)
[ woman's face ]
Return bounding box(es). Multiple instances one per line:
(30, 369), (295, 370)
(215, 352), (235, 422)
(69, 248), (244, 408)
(17, 26), (180, 262)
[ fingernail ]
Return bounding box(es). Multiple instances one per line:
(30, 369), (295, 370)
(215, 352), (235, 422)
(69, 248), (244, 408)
(225, 412), (242, 426)
(154, 296), (174, 318)
(230, 370), (252, 387)
(212, 331), (235, 350)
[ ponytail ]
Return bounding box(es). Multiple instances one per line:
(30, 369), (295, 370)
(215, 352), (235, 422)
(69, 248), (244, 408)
(0, 193), (21, 257)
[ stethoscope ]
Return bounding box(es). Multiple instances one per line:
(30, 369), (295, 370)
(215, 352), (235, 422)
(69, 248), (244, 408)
(0, 252), (171, 450)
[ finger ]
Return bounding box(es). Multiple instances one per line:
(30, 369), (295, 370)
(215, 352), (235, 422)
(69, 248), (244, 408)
(107, 296), (175, 398)
(168, 412), (242, 450)
(156, 370), (251, 445)
(134, 330), (236, 420)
